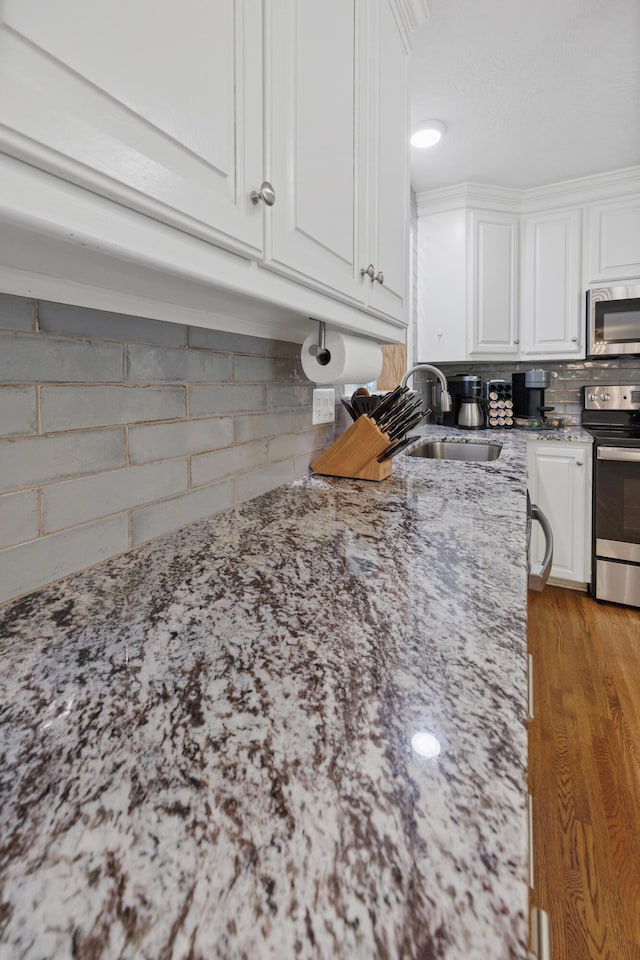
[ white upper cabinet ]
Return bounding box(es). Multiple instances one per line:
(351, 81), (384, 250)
(586, 197), (640, 283)
(264, 0), (362, 305)
(264, 0), (409, 323)
(0, 0), (265, 258)
(520, 209), (582, 359)
(468, 212), (519, 358)
(416, 209), (467, 362)
(0, 1), (425, 342)
(359, 0), (409, 323)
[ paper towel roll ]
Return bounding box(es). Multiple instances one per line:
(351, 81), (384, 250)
(301, 331), (383, 385)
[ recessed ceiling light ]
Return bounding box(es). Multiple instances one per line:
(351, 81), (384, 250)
(410, 120), (446, 148)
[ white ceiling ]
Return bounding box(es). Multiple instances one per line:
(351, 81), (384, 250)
(409, 0), (640, 193)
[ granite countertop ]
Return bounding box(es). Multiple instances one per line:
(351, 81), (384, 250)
(0, 426), (542, 959)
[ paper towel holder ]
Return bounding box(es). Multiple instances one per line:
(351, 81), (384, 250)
(307, 320), (331, 366)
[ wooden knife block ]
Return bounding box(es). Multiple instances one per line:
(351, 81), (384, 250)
(311, 415), (392, 481)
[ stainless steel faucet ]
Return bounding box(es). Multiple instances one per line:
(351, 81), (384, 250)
(400, 363), (452, 413)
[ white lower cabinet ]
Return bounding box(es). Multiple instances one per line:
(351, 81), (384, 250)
(527, 440), (593, 588)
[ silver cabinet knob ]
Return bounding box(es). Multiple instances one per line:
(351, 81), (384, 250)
(571, 336), (578, 342)
(576, 460), (584, 467)
(360, 264), (375, 280)
(375, 270), (384, 285)
(514, 339), (520, 345)
(250, 181), (276, 206)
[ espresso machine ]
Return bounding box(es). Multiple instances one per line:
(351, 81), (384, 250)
(512, 369), (554, 421)
(442, 375), (485, 429)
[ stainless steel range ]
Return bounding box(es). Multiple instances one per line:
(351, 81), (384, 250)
(582, 385), (640, 607)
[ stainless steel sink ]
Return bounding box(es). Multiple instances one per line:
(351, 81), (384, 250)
(407, 440), (502, 461)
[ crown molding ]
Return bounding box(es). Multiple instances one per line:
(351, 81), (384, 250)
(390, 0), (429, 52)
(521, 165), (640, 212)
(415, 165), (640, 217)
(415, 182), (521, 215)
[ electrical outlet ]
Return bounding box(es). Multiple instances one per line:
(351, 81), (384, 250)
(312, 388), (335, 425)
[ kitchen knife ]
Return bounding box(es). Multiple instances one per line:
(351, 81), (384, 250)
(376, 435), (420, 461)
(378, 397), (424, 434)
(375, 394), (418, 430)
(387, 409), (431, 441)
(370, 385), (408, 422)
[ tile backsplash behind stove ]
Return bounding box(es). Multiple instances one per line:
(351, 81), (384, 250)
(0, 293), (338, 605)
(417, 358), (640, 422)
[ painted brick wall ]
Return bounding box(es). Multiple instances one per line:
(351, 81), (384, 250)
(0, 293), (336, 605)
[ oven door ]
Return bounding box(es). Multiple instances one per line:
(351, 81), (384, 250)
(594, 445), (640, 605)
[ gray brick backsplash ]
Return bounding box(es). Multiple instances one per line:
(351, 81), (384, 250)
(234, 411), (294, 444)
(189, 384), (266, 417)
(236, 460), (295, 504)
(38, 301), (187, 346)
(0, 429), (126, 494)
(292, 406), (315, 432)
(295, 450), (319, 476)
(131, 480), (233, 546)
(0, 489), (39, 549)
(191, 440), (268, 487)
(129, 417), (233, 464)
(0, 293), (34, 331)
(127, 344), (232, 383)
(0, 514), (129, 605)
(41, 385), (186, 432)
(43, 460), (188, 533)
(188, 326), (267, 356)
(268, 384), (314, 408)
(266, 339), (303, 360)
(0, 293), (332, 605)
(268, 430), (317, 463)
(0, 331), (124, 383)
(233, 355), (293, 383)
(0, 386), (37, 437)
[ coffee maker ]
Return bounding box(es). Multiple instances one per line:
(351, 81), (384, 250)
(512, 369), (554, 421)
(443, 374), (484, 430)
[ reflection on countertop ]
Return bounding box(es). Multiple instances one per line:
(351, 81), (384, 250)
(0, 425), (534, 960)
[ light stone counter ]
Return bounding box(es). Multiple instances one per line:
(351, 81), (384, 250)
(0, 426), (537, 960)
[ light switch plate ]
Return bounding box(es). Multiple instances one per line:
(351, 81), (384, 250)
(312, 388), (335, 425)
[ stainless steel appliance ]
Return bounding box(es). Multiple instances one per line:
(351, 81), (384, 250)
(443, 374), (485, 430)
(512, 369), (554, 421)
(587, 283), (640, 359)
(484, 378), (514, 428)
(582, 385), (640, 607)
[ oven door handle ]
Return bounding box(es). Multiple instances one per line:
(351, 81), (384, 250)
(529, 503), (554, 591)
(597, 447), (640, 462)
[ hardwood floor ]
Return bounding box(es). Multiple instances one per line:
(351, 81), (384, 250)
(528, 586), (640, 960)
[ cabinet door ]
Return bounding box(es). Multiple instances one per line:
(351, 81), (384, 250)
(520, 209), (583, 359)
(468, 212), (520, 358)
(0, 0), (265, 258)
(264, 0), (364, 306)
(586, 198), (640, 283)
(527, 442), (592, 586)
(361, 0), (409, 323)
(416, 210), (468, 362)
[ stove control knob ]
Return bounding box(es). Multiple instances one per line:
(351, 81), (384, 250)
(587, 392), (600, 401)
(601, 392), (611, 402)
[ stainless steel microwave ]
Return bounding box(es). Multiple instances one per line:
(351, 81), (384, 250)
(587, 283), (640, 358)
